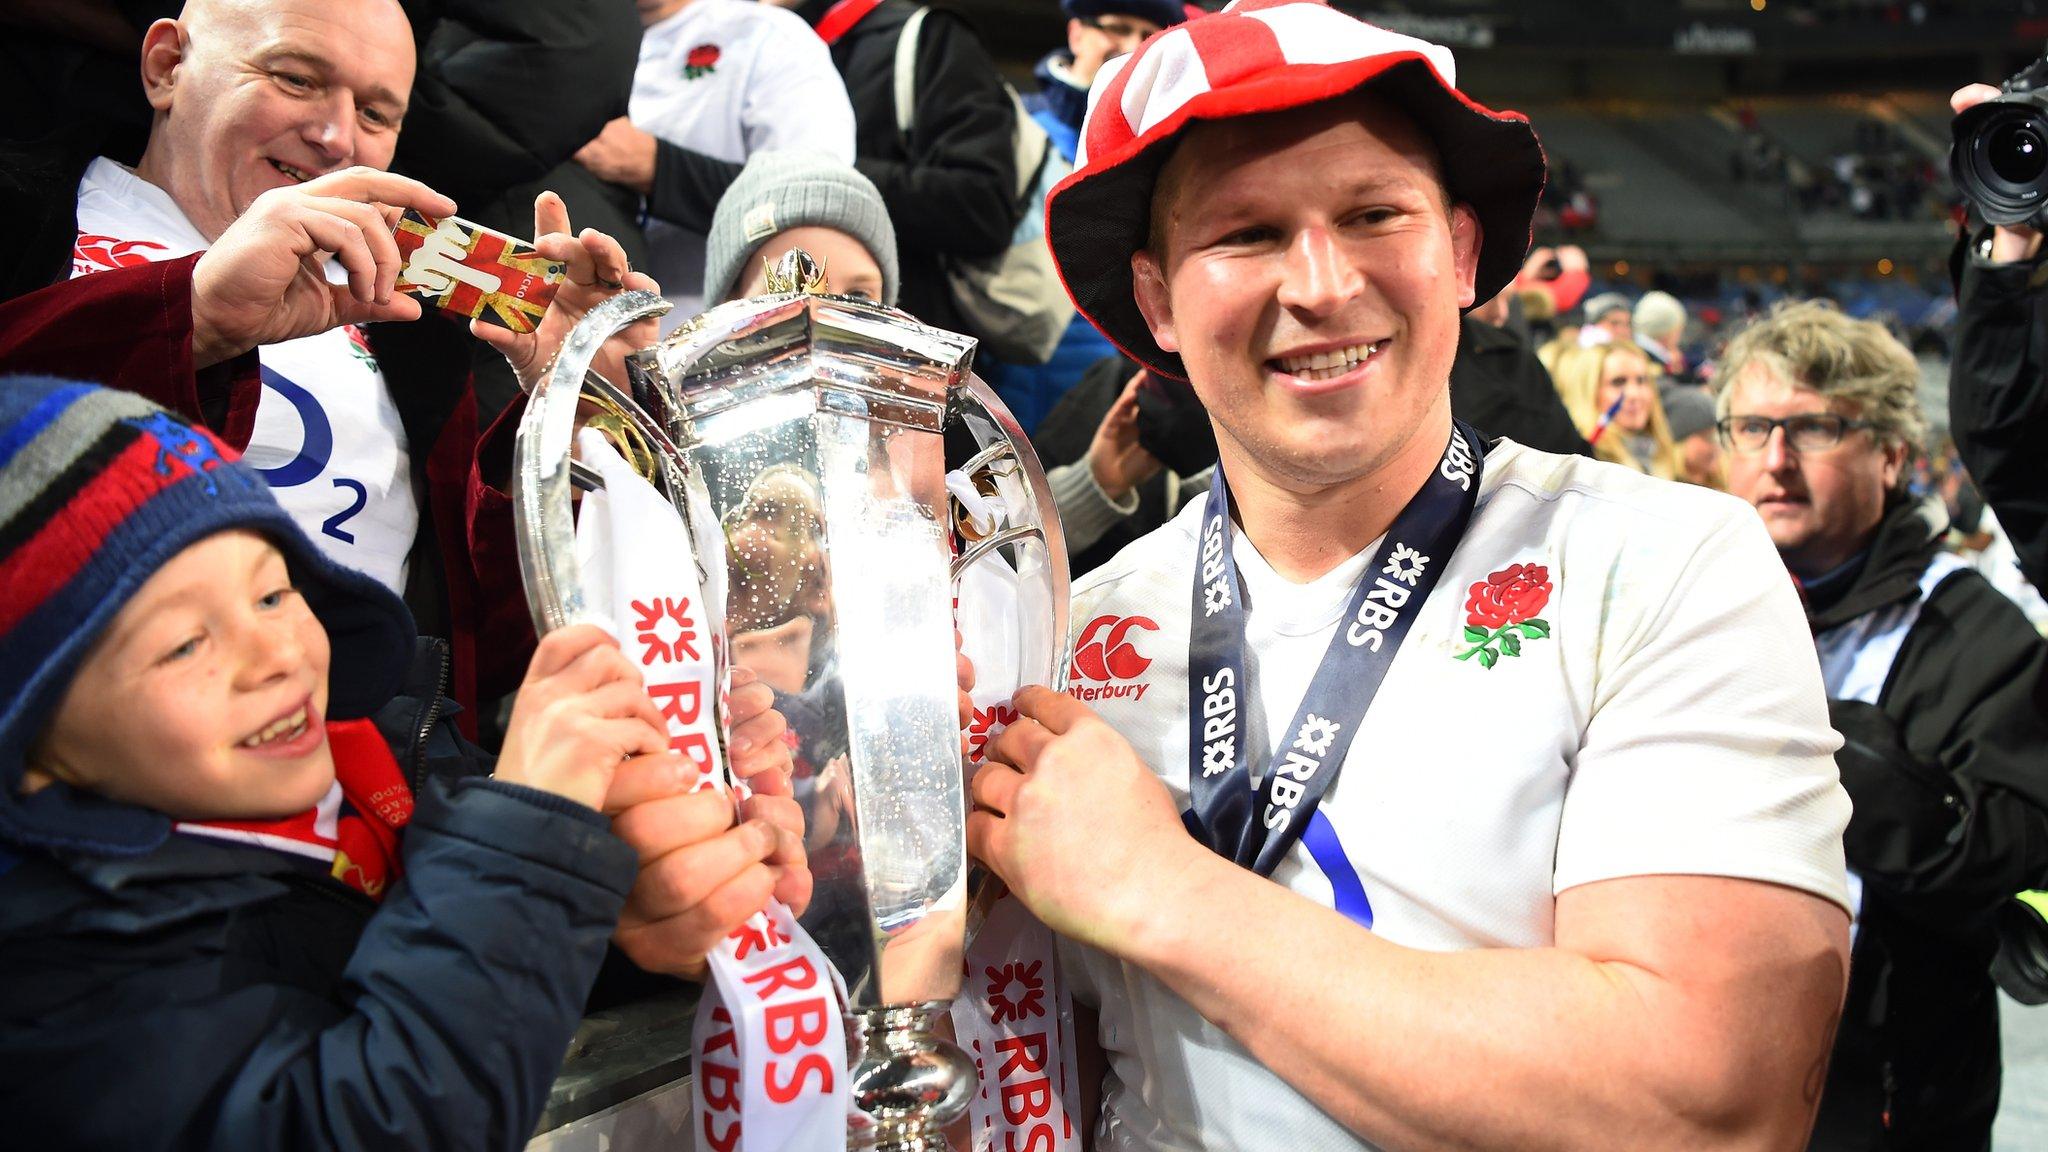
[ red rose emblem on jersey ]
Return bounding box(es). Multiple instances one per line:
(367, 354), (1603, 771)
(1456, 562), (1552, 669)
(1464, 563), (1551, 630)
(684, 44), (721, 78)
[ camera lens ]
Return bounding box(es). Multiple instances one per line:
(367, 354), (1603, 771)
(1988, 120), (2048, 187)
(1951, 73), (2048, 229)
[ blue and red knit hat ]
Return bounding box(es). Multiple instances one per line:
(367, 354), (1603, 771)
(0, 377), (414, 856)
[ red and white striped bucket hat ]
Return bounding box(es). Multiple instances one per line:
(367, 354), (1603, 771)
(1045, 0), (1546, 381)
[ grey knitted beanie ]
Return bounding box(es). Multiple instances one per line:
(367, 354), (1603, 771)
(1659, 384), (1718, 443)
(703, 150), (900, 308)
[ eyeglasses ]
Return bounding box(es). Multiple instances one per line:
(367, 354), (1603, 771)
(1715, 413), (1874, 454)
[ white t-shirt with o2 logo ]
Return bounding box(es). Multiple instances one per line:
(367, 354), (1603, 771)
(1057, 439), (1852, 1152)
(72, 158), (418, 594)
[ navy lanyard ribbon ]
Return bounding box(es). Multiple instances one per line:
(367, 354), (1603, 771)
(1186, 421), (1485, 878)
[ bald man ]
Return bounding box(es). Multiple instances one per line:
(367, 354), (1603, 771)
(67, 0), (443, 595)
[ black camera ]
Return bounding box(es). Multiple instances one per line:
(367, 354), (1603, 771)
(1953, 48), (2048, 230)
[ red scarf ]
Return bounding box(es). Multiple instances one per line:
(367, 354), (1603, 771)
(174, 719), (414, 901)
(815, 0), (884, 44)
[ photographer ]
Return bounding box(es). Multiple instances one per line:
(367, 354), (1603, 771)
(1950, 73), (2048, 590)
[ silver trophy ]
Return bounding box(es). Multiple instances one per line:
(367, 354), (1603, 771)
(513, 252), (1069, 1151)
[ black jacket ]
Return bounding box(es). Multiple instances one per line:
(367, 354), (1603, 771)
(1034, 353), (1166, 578)
(390, 0), (648, 428)
(796, 0), (1021, 341)
(1450, 316), (1592, 458)
(1805, 498), (2048, 1152)
(0, 640), (637, 1150)
(1950, 233), (2048, 591)
(0, 2), (161, 301)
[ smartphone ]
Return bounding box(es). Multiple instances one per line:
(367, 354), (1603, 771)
(392, 210), (565, 333)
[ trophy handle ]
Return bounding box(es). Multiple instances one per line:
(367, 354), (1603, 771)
(513, 289), (692, 636)
(948, 374), (1072, 695)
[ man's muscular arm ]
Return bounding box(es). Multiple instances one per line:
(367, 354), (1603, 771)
(972, 692), (1847, 1152)
(973, 509), (1851, 1150)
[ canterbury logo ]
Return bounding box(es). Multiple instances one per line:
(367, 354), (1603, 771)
(73, 233), (168, 276)
(1071, 615), (1158, 682)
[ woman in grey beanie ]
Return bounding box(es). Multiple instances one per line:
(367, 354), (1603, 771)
(702, 150), (901, 308)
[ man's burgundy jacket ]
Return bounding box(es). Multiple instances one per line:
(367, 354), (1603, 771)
(0, 254), (537, 733)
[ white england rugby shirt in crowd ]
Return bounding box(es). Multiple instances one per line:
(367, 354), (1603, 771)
(72, 158), (418, 594)
(1057, 439), (1852, 1152)
(630, 0), (856, 325)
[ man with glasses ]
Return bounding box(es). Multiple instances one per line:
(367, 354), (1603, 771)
(1719, 299), (2048, 1150)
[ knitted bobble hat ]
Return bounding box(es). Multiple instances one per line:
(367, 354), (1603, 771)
(703, 150), (900, 308)
(0, 378), (414, 856)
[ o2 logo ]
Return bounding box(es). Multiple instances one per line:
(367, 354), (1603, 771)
(255, 366), (367, 544)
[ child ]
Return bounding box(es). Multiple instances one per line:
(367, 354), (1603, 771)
(0, 378), (678, 1149)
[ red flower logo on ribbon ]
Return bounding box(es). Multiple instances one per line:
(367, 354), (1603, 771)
(684, 44), (721, 78)
(1456, 562), (1553, 669)
(633, 597), (701, 665)
(965, 703), (1018, 765)
(730, 914), (792, 959)
(985, 960), (1046, 1025)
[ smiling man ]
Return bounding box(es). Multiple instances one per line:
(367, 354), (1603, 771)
(963, 3), (1858, 1149)
(68, 0), (427, 595)
(1718, 300), (2048, 1150)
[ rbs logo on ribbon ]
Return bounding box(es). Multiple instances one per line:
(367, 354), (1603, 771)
(1068, 615), (1156, 702)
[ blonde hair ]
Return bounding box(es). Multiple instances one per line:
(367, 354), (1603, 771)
(1517, 288), (1556, 323)
(1713, 300), (1926, 486)
(1536, 327), (1579, 376)
(1551, 342), (1682, 479)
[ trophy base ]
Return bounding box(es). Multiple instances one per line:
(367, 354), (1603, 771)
(849, 1003), (975, 1152)
(853, 1130), (950, 1152)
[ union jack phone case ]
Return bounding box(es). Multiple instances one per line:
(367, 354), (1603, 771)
(392, 211), (565, 333)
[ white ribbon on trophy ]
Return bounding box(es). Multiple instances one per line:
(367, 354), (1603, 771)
(574, 430), (850, 1152)
(949, 470), (1083, 1152)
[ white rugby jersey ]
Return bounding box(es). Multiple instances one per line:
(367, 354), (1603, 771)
(1057, 439), (1851, 1152)
(630, 0), (856, 324)
(72, 158), (417, 594)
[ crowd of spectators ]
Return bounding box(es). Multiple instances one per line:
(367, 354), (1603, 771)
(1731, 107), (1950, 223)
(1534, 154), (1599, 235)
